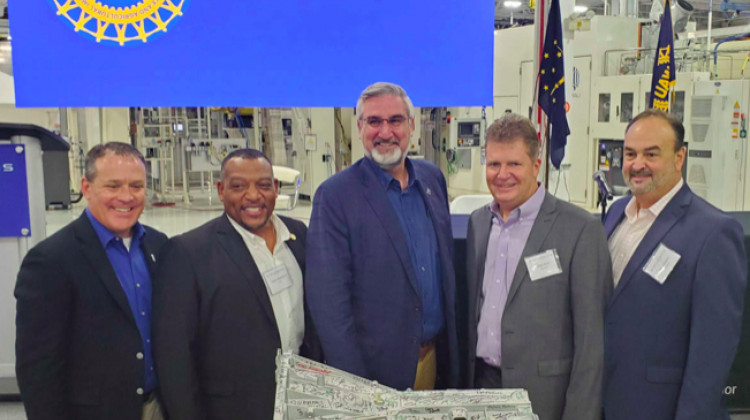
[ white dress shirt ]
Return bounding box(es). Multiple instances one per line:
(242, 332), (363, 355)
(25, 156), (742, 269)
(227, 214), (305, 353)
(609, 179), (683, 286)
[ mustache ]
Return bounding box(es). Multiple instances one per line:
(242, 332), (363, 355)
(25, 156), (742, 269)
(373, 138), (399, 146)
(629, 168), (653, 177)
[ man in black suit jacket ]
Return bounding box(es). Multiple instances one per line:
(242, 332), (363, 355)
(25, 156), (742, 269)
(15, 143), (169, 420)
(153, 148), (320, 420)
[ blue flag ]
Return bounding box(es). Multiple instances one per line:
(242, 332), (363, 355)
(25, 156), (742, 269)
(649, 0), (676, 111)
(9, 1), (493, 107)
(538, 0), (570, 169)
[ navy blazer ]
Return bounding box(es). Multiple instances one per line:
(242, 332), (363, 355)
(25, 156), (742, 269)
(603, 185), (747, 420)
(153, 215), (320, 420)
(306, 157), (459, 390)
(15, 213), (168, 420)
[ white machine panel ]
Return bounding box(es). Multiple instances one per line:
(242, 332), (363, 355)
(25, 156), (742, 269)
(690, 79), (750, 211)
(0, 136), (46, 395)
(591, 74), (644, 140)
(564, 56), (594, 206)
(445, 107), (492, 196)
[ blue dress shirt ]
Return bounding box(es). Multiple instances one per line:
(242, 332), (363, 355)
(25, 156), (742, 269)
(365, 157), (444, 342)
(85, 208), (156, 393)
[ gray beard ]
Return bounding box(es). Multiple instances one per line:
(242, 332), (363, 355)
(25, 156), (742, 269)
(366, 144), (404, 170)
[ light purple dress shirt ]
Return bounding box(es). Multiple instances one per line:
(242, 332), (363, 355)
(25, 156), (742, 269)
(476, 185), (546, 368)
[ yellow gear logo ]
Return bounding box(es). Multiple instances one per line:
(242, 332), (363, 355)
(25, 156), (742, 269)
(52, 0), (188, 46)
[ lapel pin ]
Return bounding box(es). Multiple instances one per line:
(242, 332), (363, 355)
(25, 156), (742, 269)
(151, 254), (156, 262)
(289, 233), (296, 241)
(426, 187), (432, 195)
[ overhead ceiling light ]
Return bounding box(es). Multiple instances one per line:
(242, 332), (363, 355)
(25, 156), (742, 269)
(504, 1), (522, 8)
(574, 5), (589, 12)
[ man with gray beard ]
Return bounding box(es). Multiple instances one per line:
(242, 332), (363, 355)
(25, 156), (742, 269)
(306, 82), (459, 390)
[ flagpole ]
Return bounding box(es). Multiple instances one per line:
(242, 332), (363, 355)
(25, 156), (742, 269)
(536, 0), (546, 159)
(544, 119), (551, 190)
(539, 0), (548, 189)
(669, 0), (676, 112)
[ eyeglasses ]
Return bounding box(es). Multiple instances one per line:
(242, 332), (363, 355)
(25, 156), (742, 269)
(360, 115), (409, 129)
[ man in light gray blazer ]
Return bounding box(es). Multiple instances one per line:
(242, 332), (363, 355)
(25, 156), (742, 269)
(465, 113), (613, 420)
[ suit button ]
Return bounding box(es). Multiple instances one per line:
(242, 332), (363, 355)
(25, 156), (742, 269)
(415, 307), (420, 312)
(136, 387), (144, 395)
(136, 352), (144, 360)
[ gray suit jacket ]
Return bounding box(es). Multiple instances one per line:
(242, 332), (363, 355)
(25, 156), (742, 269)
(466, 192), (612, 420)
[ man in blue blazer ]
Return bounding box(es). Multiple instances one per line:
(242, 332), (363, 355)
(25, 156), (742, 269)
(306, 82), (458, 390)
(603, 109), (747, 420)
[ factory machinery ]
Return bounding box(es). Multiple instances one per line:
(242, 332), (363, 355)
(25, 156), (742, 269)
(134, 106), (344, 204)
(444, 12), (750, 214)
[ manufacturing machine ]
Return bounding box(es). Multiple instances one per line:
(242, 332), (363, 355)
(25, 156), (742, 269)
(463, 15), (644, 206)
(444, 107), (492, 197)
(687, 79), (750, 211)
(0, 124), (67, 394)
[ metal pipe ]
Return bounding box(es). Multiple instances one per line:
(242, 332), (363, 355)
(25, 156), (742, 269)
(708, 0), (713, 75)
(713, 33), (750, 76)
(253, 107), (261, 149)
(600, 46), (747, 76)
(627, 0), (638, 17)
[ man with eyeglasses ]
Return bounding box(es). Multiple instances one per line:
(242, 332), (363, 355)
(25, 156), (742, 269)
(306, 82), (458, 390)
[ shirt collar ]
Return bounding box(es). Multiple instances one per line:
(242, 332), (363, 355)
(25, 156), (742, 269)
(624, 178), (684, 221)
(364, 156), (417, 191)
(85, 207), (145, 248)
(489, 184), (546, 223)
(226, 213), (291, 247)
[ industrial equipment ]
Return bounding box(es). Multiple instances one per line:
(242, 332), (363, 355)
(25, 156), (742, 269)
(444, 107), (492, 197)
(0, 124), (71, 208)
(0, 124), (66, 395)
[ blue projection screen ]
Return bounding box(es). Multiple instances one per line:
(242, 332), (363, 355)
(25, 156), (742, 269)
(9, 1), (494, 108)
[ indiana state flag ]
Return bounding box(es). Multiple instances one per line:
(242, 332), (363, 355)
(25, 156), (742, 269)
(649, 0), (676, 111)
(538, 0), (570, 169)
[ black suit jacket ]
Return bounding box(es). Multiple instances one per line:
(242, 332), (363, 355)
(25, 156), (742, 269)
(15, 212), (168, 420)
(153, 214), (320, 420)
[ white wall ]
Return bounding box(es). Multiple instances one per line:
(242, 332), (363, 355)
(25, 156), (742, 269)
(0, 105), (59, 130)
(101, 108), (130, 144)
(0, 72), (13, 104)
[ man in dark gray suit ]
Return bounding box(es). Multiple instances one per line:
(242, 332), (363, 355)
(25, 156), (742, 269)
(465, 114), (612, 420)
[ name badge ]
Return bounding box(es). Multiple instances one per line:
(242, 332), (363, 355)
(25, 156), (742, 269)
(642, 243), (681, 284)
(525, 249), (563, 281)
(262, 265), (293, 295)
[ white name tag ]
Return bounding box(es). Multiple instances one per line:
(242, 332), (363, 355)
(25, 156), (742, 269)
(642, 243), (681, 284)
(525, 249), (563, 281)
(262, 265), (293, 295)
